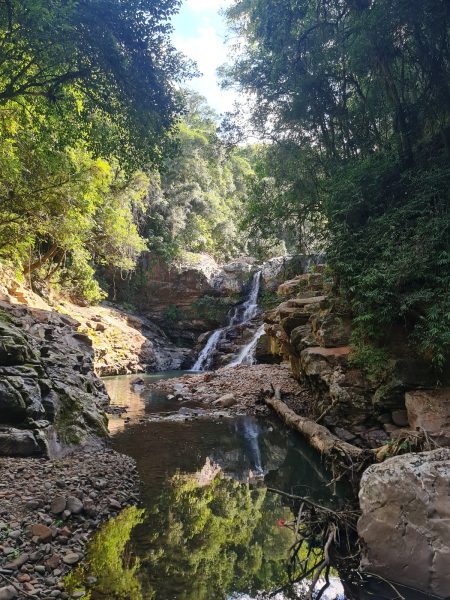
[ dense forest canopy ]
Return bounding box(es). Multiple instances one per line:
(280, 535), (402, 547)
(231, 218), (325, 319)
(223, 0), (450, 366)
(0, 0), (448, 366)
(0, 0), (190, 302)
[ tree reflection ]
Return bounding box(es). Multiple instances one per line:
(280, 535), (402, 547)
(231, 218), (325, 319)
(65, 506), (145, 600)
(139, 470), (296, 600)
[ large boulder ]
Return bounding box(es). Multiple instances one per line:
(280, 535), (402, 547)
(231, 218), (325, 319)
(0, 428), (43, 456)
(358, 448), (450, 597)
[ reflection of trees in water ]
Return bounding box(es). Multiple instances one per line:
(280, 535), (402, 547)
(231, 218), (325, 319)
(139, 472), (296, 600)
(63, 469), (349, 600)
(65, 506), (146, 599)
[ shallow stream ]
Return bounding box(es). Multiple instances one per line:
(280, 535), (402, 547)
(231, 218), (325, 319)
(67, 373), (437, 600)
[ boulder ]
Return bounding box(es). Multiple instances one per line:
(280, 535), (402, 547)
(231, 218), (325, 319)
(214, 393), (236, 408)
(405, 388), (450, 445)
(358, 448), (450, 597)
(0, 428), (42, 456)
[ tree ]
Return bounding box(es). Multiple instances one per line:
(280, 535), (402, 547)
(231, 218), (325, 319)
(145, 91), (257, 263)
(0, 0), (189, 168)
(224, 0), (450, 367)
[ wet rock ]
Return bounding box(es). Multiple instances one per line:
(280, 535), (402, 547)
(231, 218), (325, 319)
(358, 448), (450, 597)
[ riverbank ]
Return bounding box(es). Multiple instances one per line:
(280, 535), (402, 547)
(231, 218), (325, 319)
(0, 447), (139, 600)
(146, 363), (314, 416)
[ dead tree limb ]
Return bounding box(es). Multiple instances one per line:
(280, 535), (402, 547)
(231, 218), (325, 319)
(265, 387), (374, 470)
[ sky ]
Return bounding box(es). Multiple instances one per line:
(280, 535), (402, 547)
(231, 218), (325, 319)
(172, 0), (238, 116)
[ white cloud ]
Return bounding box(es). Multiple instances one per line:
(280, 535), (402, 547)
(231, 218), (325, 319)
(175, 25), (239, 114)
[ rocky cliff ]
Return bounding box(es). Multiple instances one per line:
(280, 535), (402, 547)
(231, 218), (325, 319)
(111, 253), (313, 348)
(261, 269), (450, 450)
(0, 300), (108, 457)
(260, 266), (450, 596)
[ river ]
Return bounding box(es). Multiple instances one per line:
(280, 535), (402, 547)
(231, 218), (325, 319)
(65, 373), (438, 600)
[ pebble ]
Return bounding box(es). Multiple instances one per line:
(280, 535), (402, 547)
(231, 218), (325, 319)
(0, 449), (139, 599)
(50, 496), (67, 515)
(0, 586), (17, 600)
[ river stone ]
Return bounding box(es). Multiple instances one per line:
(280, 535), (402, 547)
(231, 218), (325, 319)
(31, 524), (53, 542)
(66, 496), (83, 514)
(0, 586), (17, 600)
(214, 393), (236, 408)
(50, 495), (66, 515)
(62, 553), (80, 565)
(358, 448), (450, 597)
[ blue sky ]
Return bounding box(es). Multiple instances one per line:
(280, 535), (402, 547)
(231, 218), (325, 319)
(172, 0), (238, 115)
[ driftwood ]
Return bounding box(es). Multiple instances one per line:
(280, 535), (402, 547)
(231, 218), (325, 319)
(264, 387), (375, 476)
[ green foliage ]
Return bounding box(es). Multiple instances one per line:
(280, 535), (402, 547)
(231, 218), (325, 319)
(146, 92), (258, 263)
(191, 296), (233, 323)
(0, 0), (187, 304)
(260, 290), (280, 311)
(141, 472), (295, 599)
(65, 506), (145, 600)
(224, 0), (450, 370)
(349, 338), (390, 383)
(163, 304), (184, 324)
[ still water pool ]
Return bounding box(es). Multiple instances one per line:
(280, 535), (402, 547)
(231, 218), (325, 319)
(66, 373), (438, 600)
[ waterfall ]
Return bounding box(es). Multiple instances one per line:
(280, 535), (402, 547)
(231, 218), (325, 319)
(191, 270), (262, 372)
(227, 324), (265, 368)
(191, 328), (225, 372)
(239, 270), (262, 324)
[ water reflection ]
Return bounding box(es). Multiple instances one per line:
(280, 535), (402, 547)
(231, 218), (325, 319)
(74, 376), (437, 600)
(104, 371), (195, 433)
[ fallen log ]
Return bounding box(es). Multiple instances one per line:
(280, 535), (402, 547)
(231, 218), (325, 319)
(264, 387), (375, 474)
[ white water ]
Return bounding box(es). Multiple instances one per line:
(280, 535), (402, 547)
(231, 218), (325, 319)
(227, 324), (265, 368)
(192, 270), (262, 372)
(240, 270), (262, 324)
(191, 328), (225, 372)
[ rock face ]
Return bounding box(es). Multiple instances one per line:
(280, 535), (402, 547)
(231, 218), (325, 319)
(57, 301), (191, 376)
(358, 449), (450, 597)
(117, 253), (313, 347)
(405, 388), (450, 445)
(0, 301), (109, 456)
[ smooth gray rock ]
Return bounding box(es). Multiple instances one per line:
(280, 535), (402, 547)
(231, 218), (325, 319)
(0, 429), (42, 456)
(358, 448), (450, 597)
(0, 586), (17, 600)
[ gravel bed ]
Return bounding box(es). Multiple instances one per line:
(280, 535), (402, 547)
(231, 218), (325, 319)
(0, 448), (139, 599)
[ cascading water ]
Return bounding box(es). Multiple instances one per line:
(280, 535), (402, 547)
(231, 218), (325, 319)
(191, 328), (225, 372)
(227, 324), (265, 368)
(191, 270), (262, 372)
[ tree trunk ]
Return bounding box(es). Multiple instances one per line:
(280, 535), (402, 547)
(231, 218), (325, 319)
(24, 243), (60, 274)
(264, 388), (374, 467)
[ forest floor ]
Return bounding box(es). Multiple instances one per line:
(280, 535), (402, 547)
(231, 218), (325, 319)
(0, 447), (139, 599)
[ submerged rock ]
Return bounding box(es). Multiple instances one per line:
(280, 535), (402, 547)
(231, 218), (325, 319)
(358, 448), (450, 597)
